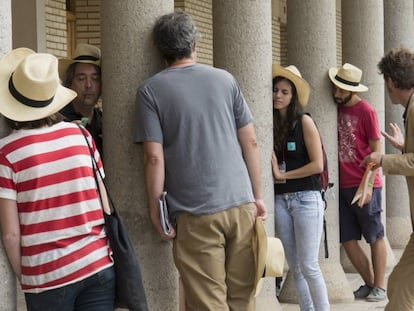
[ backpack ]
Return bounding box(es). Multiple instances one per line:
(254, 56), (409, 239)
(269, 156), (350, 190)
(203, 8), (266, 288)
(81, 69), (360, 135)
(313, 116), (334, 196)
(294, 113), (333, 194)
(320, 143), (330, 194)
(298, 113), (334, 258)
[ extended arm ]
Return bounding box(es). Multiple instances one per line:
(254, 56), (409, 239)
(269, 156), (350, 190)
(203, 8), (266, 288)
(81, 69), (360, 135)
(382, 122), (404, 151)
(0, 198), (21, 280)
(363, 123), (407, 171)
(238, 123), (267, 220)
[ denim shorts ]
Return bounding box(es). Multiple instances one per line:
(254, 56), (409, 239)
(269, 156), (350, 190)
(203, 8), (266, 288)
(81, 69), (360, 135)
(339, 187), (384, 243)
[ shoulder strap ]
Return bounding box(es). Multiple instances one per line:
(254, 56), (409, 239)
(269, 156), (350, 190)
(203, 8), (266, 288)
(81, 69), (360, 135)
(290, 113), (304, 132)
(78, 124), (116, 212)
(301, 113), (331, 258)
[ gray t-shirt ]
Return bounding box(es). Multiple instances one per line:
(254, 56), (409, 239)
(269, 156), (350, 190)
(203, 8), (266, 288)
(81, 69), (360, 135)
(135, 63), (254, 219)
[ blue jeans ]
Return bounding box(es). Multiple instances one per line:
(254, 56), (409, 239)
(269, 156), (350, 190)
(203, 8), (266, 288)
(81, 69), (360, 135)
(25, 266), (115, 311)
(275, 190), (329, 311)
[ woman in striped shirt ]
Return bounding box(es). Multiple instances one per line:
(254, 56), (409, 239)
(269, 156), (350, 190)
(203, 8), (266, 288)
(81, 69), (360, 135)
(0, 48), (115, 310)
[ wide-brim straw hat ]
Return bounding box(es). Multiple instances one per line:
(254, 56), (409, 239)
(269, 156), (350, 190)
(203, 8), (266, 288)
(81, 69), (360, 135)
(253, 218), (285, 297)
(0, 48), (77, 122)
(329, 63), (368, 92)
(58, 43), (101, 79)
(272, 64), (310, 108)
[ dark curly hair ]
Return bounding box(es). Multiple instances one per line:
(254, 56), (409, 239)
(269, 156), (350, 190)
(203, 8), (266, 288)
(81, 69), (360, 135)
(273, 76), (302, 154)
(378, 47), (414, 90)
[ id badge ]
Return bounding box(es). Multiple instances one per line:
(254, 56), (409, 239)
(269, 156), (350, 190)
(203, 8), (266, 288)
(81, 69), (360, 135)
(287, 142), (296, 151)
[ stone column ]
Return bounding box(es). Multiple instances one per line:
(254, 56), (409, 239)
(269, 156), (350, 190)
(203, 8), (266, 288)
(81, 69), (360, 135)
(383, 0), (414, 249)
(0, 1), (17, 310)
(212, 1), (279, 310)
(280, 0), (354, 303)
(100, 1), (177, 311)
(341, 0), (396, 273)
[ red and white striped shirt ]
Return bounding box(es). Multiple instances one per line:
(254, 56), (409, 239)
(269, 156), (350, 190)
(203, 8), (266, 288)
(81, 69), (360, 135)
(0, 122), (113, 293)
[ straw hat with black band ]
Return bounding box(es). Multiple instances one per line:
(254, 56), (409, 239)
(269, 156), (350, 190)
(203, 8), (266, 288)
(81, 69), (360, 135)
(272, 64), (311, 108)
(0, 48), (77, 122)
(328, 63), (368, 92)
(253, 218), (285, 297)
(58, 43), (101, 79)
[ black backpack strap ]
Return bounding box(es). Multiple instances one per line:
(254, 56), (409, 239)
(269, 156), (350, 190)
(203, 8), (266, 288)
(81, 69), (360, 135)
(304, 112), (330, 258)
(323, 198), (329, 258)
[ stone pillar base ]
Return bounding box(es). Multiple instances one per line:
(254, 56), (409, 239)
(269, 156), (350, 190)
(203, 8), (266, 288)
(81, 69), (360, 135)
(256, 278), (282, 310)
(387, 217), (411, 249)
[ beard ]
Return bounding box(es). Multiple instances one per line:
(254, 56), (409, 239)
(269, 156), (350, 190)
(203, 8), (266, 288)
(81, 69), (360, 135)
(334, 92), (353, 106)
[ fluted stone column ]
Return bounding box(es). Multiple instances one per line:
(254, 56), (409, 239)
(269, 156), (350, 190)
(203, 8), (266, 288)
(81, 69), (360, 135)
(280, 0), (354, 304)
(212, 1), (279, 310)
(101, 2), (177, 311)
(341, 0), (396, 273)
(384, 0), (414, 249)
(0, 1), (17, 310)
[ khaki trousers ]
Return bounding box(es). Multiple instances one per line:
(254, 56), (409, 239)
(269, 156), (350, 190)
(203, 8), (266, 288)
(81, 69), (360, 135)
(385, 232), (414, 311)
(173, 203), (256, 311)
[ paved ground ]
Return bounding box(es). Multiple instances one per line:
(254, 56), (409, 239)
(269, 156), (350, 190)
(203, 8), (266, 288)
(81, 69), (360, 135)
(279, 272), (388, 311)
(278, 249), (403, 311)
(16, 274), (389, 311)
(17, 253), (398, 311)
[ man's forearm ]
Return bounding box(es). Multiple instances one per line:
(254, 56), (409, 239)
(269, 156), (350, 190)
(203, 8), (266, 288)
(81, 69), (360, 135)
(142, 142), (165, 208)
(144, 157), (165, 209)
(244, 145), (263, 200)
(238, 124), (263, 200)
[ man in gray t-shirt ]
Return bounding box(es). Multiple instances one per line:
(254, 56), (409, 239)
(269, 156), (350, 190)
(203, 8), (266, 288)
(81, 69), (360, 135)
(135, 11), (266, 310)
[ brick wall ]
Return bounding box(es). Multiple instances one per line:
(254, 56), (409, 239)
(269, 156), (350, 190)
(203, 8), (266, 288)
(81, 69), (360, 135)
(272, 19), (286, 66)
(272, 0), (287, 66)
(336, 0), (342, 66)
(74, 0), (101, 47)
(175, 0), (213, 66)
(45, 0), (101, 58)
(45, 0), (67, 57)
(45, 0), (305, 67)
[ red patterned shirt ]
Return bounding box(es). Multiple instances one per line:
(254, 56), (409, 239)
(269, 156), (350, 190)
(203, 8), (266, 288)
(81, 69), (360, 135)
(338, 99), (382, 188)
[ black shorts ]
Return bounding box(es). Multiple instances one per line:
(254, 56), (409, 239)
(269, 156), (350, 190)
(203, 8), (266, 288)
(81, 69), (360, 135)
(339, 187), (384, 244)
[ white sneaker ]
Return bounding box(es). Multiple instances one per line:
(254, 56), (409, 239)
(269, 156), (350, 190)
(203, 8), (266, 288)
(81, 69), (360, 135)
(366, 287), (387, 302)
